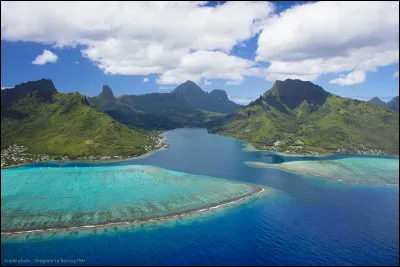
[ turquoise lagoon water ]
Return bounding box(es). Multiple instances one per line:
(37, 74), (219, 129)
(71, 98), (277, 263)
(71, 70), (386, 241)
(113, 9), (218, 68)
(1, 165), (262, 233)
(246, 156), (399, 184)
(1, 128), (399, 266)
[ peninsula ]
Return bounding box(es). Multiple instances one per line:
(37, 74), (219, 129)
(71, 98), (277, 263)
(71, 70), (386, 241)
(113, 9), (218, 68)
(209, 79), (399, 156)
(1, 79), (167, 168)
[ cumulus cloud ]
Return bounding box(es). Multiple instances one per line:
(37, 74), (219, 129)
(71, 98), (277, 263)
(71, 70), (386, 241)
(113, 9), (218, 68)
(225, 80), (242, 86)
(203, 79), (212, 86)
(2, 1), (398, 85)
(1, 1), (274, 84)
(257, 1), (399, 83)
(143, 77), (150, 83)
(229, 97), (252, 105)
(394, 71), (399, 78)
(159, 86), (175, 90)
(32, 49), (58, 65)
(329, 70), (366, 86)
(156, 50), (257, 85)
(1, 86), (12, 90)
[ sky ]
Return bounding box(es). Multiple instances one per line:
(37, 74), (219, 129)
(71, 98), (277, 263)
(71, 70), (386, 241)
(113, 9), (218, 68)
(1, 1), (399, 104)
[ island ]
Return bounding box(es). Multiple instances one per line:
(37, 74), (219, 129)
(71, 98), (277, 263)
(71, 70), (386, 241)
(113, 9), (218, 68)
(1, 79), (168, 168)
(209, 79), (399, 156)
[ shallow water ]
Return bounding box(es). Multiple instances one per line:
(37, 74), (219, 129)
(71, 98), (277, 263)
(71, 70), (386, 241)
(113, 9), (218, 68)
(246, 157), (399, 184)
(1, 128), (399, 266)
(1, 165), (261, 233)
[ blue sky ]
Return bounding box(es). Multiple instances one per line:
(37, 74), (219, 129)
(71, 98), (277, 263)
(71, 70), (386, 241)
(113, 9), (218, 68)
(1, 1), (399, 103)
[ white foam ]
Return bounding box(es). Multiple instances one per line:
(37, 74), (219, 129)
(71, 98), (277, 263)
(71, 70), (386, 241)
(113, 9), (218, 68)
(1, 187), (266, 236)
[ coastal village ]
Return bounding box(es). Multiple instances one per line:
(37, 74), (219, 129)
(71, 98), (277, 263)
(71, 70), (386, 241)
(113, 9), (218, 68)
(1, 132), (168, 168)
(249, 141), (386, 156)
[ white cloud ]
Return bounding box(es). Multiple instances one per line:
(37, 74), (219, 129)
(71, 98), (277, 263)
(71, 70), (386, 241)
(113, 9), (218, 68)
(143, 77), (150, 83)
(32, 49), (58, 65)
(225, 80), (242, 86)
(73, 61), (79, 64)
(2, 1), (398, 86)
(203, 79), (212, 86)
(1, 86), (12, 90)
(156, 50), (257, 85)
(1, 1), (274, 84)
(257, 1), (399, 83)
(229, 97), (252, 105)
(159, 86), (174, 90)
(329, 70), (366, 86)
(394, 71), (399, 78)
(257, 2), (398, 61)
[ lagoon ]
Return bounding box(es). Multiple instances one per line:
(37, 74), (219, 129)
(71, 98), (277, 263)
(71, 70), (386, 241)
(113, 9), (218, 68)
(1, 128), (399, 266)
(245, 156), (399, 184)
(1, 165), (263, 234)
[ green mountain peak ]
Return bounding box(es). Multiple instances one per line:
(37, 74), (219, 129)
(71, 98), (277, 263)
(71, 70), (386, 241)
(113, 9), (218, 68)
(99, 85), (116, 100)
(171, 80), (204, 96)
(210, 79), (399, 155)
(169, 81), (242, 114)
(1, 79), (57, 108)
(209, 89), (228, 99)
(1, 80), (161, 160)
(368, 97), (387, 108)
(386, 96), (399, 111)
(368, 96), (399, 111)
(265, 79), (330, 109)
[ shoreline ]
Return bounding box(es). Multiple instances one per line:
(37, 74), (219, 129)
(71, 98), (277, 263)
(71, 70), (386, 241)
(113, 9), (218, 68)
(242, 143), (333, 157)
(209, 131), (399, 157)
(245, 161), (399, 185)
(1, 145), (169, 170)
(241, 143), (399, 158)
(245, 161), (339, 179)
(1, 187), (266, 237)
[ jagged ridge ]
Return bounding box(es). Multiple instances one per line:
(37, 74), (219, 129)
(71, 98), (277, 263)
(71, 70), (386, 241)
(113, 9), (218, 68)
(1, 79), (161, 161)
(211, 79), (399, 155)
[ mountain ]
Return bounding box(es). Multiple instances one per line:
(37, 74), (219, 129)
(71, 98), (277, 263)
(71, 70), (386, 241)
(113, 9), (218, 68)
(368, 97), (387, 108)
(89, 81), (240, 129)
(118, 93), (212, 127)
(386, 96), (399, 111)
(171, 80), (242, 114)
(368, 96), (399, 111)
(88, 86), (179, 130)
(209, 79), (399, 155)
(1, 79), (161, 161)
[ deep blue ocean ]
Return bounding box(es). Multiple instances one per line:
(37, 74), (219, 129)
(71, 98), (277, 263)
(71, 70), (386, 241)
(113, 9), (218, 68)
(1, 128), (399, 266)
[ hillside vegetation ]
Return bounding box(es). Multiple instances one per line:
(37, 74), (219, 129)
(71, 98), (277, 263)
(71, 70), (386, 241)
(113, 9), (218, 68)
(88, 81), (240, 130)
(210, 79), (399, 155)
(368, 96), (399, 111)
(1, 79), (163, 165)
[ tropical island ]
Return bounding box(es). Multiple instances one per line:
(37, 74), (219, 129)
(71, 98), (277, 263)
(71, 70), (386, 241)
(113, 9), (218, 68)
(1, 79), (169, 168)
(1, 78), (399, 168)
(209, 79), (399, 156)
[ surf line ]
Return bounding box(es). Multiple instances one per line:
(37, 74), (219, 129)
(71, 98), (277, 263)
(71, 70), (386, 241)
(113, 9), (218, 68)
(1, 188), (266, 236)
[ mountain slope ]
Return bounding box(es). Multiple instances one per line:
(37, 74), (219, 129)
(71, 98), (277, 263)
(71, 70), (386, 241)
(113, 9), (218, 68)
(210, 79), (399, 155)
(368, 96), (399, 111)
(88, 86), (180, 130)
(1, 79), (161, 161)
(368, 97), (387, 108)
(171, 80), (242, 114)
(89, 81), (234, 129)
(118, 93), (211, 127)
(386, 96), (399, 111)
